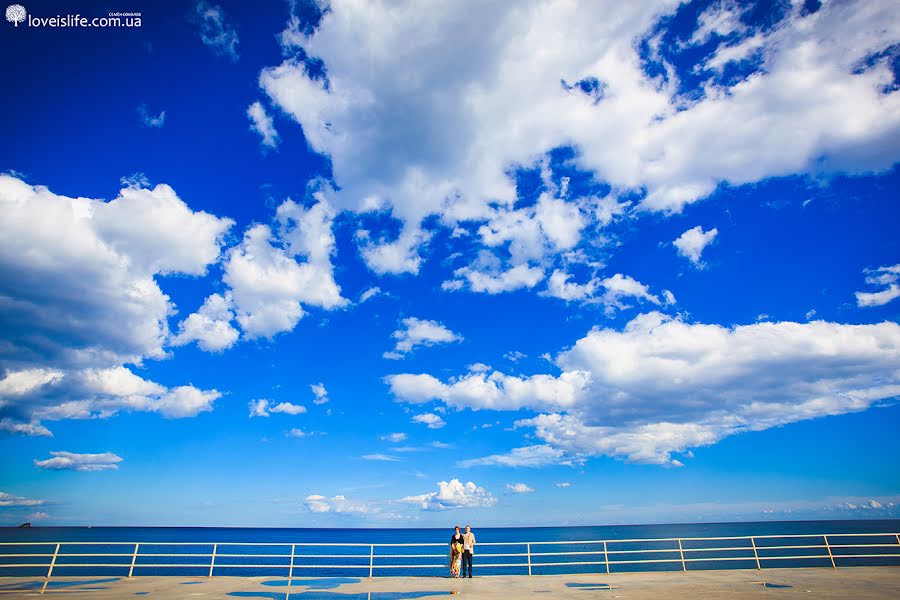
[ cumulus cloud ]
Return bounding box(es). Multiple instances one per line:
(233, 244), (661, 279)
(506, 483), (535, 494)
(171, 293), (240, 352)
(543, 270), (672, 313)
(0, 175), (229, 434)
(411, 413), (446, 429)
(247, 101), (279, 148)
(311, 383), (329, 405)
(397, 312), (900, 466)
(193, 1), (239, 61)
(248, 399), (307, 417)
(856, 264), (900, 307)
(399, 479), (497, 511)
(261, 0), (900, 277)
(384, 317), (462, 359)
(305, 494), (370, 513)
(673, 226), (718, 267)
(381, 432), (407, 443)
(1, 367), (220, 427)
(222, 196), (347, 339)
(388, 370), (590, 412)
(34, 451), (123, 472)
(0, 492), (45, 507)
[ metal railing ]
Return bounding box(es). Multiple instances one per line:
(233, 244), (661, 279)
(1, 532), (898, 594)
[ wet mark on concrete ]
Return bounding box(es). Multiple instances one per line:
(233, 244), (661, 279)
(230, 591), (452, 600)
(566, 582), (613, 590)
(749, 581), (792, 589)
(263, 578), (361, 589)
(181, 581), (205, 585)
(0, 577), (119, 591)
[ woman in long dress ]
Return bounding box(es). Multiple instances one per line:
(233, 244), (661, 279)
(449, 526), (464, 578)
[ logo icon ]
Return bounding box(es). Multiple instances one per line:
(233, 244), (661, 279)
(5, 4), (25, 26)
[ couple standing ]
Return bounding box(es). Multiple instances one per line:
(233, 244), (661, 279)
(449, 524), (475, 578)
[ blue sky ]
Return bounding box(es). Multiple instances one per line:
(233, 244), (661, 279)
(1, 0), (899, 527)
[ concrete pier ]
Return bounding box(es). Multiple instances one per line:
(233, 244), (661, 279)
(1, 567), (898, 598)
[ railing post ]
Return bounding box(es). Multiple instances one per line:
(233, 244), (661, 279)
(128, 543), (140, 578)
(750, 537), (761, 570)
(208, 543), (217, 578)
(526, 543), (532, 576)
(369, 544), (374, 578)
(288, 544), (295, 580)
(677, 538), (686, 572)
(603, 541), (609, 575)
(45, 543), (60, 579)
(40, 543), (60, 595)
(823, 535), (836, 569)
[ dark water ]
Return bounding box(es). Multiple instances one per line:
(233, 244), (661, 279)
(1, 520), (898, 578)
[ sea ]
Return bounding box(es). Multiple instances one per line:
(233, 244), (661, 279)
(1, 520), (899, 578)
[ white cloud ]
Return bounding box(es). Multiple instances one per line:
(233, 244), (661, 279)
(447, 262), (545, 294)
(381, 432), (407, 443)
(673, 226), (718, 267)
(0, 174), (229, 434)
(543, 271), (667, 311)
(261, 0), (900, 276)
(271, 402), (307, 415)
(856, 264), (900, 307)
(398, 312), (900, 466)
(155, 386), (220, 418)
(543, 270), (602, 302)
(503, 351), (526, 363)
(361, 453), (401, 462)
(248, 399), (306, 417)
(305, 494), (370, 514)
(249, 399), (270, 418)
(137, 104), (165, 128)
(598, 273), (662, 311)
(690, 0), (746, 45)
(247, 101), (279, 148)
(359, 286), (382, 303)
(556, 482), (571, 488)
(384, 317), (462, 359)
(0, 419), (52, 437)
(388, 370), (590, 412)
(194, 1), (239, 61)
(506, 483), (535, 494)
(34, 451), (123, 472)
(223, 196), (347, 339)
(460, 445), (567, 468)
(287, 428), (313, 438)
(1, 366), (220, 426)
(171, 293), (240, 352)
(311, 383), (329, 405)
(411, 413), (446, 429)
(399, 479), (497, 511)
(0, 492), (45, 507)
